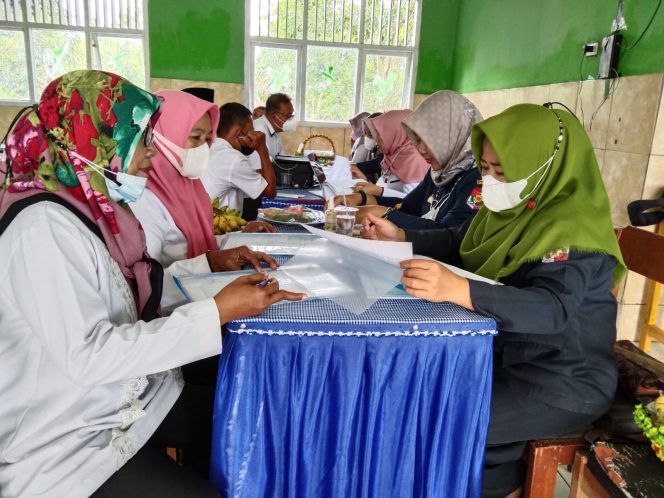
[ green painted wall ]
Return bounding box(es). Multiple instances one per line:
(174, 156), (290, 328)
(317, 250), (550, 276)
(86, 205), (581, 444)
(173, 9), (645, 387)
(414, 0), (459, 94)
(149, 0), (244, 83)
(451, 0), (664, 93)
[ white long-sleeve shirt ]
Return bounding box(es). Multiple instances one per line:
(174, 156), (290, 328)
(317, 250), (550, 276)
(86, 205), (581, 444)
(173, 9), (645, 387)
(377, 173), (419, 199)
(0, 202), (221, 497)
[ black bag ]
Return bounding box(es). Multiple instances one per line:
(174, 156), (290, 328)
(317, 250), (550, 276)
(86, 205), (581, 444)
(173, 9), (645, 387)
(273, 155), (315, 188)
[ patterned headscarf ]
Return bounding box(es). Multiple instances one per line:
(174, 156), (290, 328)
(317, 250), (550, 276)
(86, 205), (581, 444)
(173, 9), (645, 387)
(370, 110), (429, 184)
(4, 70), (159, 233)
(1, 70), (162, 320)
(149, 90), (219, 258)
(402, 91), (483, 186)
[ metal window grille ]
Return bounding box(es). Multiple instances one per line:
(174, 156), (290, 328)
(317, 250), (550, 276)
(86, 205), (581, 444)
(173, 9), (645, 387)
(248, 0), (421, 124)
(251, 0), (417, 46)
(0, 0), (148, 103)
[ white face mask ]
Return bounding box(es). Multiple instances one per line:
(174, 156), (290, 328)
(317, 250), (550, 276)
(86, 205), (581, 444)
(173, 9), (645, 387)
(153, 130), (210, 179)
(481, 154), (554, 212)
(281, 117), (297, 132)
(70, 150), (148, 203)
(364, 137), (377, 150)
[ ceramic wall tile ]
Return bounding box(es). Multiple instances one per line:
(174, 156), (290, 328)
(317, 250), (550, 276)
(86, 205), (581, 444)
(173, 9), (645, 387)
(308, 126), (347, 157)
(594, 148), (606, 173)
(342, 128), (352, 158)
(151, 78), (244, 107)
(414, 94), (428, 109)
(643, 154), (664, 199)
(0, 106), (25, 140)
(464, 90), (508, 119)
(576, 78), (613, 150)
(652, 85), (664, 156)
(601, 150), (649, 227)
(150, 78), (173, 91)
(279, 127), (312, 156)
(606, 74), (662, 155)
(622, 270), (648, 305)
(548, 81), (579, 114)
(617, 303), (644, 341)
(504, 84), (551, 108)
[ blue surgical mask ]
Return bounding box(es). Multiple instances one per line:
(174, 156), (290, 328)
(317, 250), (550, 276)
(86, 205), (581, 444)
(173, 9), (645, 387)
(104, 172), (148, 203)
(70, 150), (148, 204)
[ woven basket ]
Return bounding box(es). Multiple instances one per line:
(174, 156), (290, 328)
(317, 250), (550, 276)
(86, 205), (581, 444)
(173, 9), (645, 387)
(295, 134), (336, 160)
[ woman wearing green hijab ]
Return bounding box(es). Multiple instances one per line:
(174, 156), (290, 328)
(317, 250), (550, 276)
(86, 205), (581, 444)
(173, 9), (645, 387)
(363, 104), (625, 498)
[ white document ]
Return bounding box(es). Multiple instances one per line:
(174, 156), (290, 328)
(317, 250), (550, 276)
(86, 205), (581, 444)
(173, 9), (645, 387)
(412, 255), (502, 286)
(277, 192), (307, 199)
(219, 232), (321, 254)
(302, 224), (413, 266)
(174, 269), (308, 302)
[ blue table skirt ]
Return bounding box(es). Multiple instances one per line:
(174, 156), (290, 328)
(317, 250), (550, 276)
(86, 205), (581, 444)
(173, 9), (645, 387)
(210, 300), (495, 498)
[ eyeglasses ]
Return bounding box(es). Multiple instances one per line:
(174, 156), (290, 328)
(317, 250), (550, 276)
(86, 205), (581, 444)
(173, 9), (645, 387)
(142, 124), (154, 147)
(275, 111), (295, 121)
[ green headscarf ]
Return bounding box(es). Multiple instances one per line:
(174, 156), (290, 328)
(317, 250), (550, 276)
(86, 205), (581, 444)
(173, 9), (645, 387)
(459, 104), (625, 283)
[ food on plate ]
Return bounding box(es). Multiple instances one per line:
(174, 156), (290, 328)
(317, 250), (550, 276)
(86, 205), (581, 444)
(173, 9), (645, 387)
(259, 205), (322, 224)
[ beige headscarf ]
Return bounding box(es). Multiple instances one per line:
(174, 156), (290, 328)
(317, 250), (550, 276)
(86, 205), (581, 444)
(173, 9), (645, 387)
(402, 91), (483, 186)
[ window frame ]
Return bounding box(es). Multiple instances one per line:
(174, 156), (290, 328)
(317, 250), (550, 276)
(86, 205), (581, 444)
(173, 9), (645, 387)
(244, 0), (422, 127)
(0, 0), (150, 106)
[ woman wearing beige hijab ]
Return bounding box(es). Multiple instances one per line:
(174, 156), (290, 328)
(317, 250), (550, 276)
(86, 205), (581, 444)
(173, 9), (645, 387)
(336, 90), (484, 230)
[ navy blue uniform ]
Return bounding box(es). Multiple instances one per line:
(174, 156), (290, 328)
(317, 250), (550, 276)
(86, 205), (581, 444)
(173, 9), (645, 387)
(378, 167), (482, 230)
(405, 223), (618, 497)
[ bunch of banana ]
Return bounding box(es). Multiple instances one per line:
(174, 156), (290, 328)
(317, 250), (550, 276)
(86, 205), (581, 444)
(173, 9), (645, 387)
(212, 199), (247, 235)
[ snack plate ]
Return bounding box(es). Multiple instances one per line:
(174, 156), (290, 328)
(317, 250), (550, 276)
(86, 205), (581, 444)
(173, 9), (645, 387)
(258, 207), (325, 225)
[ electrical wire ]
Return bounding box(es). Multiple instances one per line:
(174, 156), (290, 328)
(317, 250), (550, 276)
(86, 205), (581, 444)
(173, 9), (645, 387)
(620, 0), (662, 51)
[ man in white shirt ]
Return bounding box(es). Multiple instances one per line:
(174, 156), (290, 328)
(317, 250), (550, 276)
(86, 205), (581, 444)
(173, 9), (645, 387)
(202, 103), (277, 215)
(251, 93), (296, 161)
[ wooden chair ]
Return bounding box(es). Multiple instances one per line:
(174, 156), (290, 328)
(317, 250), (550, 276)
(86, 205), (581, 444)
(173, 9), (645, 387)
(617, 224), (664, 352)
(524, 438), (587, 497)
(569, 451), (611, 498)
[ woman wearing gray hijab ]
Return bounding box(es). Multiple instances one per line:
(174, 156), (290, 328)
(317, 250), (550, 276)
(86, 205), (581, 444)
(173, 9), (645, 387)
(337, 91), (484, 230)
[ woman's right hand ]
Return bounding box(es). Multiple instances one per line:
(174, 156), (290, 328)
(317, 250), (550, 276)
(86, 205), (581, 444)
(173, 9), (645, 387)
(332, 193), (362, 207)
(350, 164), (367, 180)
(360, 213), (406, 242)
(214, 273), (306, 325)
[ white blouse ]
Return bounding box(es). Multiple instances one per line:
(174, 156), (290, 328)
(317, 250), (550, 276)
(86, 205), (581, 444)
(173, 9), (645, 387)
(0, 202), (222, 497)
(376, 173), (419, 199)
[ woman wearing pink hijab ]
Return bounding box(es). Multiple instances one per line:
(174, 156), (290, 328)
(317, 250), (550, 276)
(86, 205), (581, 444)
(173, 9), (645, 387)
(354, 109), (429, 198)
(131, 90), (274, 274)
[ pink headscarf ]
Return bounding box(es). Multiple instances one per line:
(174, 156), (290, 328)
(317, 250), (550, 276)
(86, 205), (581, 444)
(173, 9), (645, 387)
(371, 110), (429, 184)
(150, 90), (220, 259)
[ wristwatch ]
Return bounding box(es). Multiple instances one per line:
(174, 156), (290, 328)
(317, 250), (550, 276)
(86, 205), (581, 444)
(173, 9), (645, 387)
(358, 190), (368, 206)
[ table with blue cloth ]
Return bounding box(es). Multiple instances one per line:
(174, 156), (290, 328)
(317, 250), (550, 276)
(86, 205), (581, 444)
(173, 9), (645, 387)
(210, 298), (497, 498)
(261, 188), (326, 211)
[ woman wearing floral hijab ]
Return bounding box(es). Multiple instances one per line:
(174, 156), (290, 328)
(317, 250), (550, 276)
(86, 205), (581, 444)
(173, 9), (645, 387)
(364, 104), (625, 497)
(339, 91), (484, 230)
(0, 70), (303, 497)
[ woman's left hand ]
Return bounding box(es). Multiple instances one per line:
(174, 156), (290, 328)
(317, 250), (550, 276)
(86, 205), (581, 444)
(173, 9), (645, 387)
(399, 259), (473, 309)
(207, 246), (278, 272)
(242, 220), (277, 233)
(353, 182), (383, 196)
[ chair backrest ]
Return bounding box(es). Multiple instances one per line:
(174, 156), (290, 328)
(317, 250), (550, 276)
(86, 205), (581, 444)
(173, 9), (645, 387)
(617, 226), (664, 284)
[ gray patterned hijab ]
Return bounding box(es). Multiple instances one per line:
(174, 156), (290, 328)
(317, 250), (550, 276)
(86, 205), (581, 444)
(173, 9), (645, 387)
(402, 91), (482, 186)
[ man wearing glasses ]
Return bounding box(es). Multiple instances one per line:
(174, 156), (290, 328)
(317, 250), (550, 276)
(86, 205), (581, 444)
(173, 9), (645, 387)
(251, 93), (296, 161)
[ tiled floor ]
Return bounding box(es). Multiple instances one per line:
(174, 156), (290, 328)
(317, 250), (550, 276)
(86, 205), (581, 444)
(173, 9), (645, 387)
(551, 340), (664, 497)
